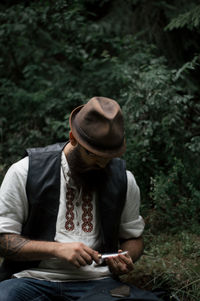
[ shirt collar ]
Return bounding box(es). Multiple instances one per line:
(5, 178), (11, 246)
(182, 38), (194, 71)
(61, 151), (76, 188)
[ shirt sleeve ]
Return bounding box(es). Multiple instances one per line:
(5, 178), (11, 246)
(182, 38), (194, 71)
(0, 157), (29, 235)
(119, 170), (145, 239)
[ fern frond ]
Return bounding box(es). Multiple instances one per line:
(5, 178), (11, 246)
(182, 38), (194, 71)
(165, 5), (200, 31)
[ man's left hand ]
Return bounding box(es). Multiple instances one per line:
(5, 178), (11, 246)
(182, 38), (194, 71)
(105, 250), (134, 276)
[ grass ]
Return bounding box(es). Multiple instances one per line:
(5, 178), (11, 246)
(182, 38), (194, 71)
(121, 231), (200, 300)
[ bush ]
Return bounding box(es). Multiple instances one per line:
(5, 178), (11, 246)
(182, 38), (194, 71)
(120, 51), (200, 232)
(149, 159), (200, 233)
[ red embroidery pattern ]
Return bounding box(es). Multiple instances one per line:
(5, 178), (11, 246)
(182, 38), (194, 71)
(65, 186), (93, 233)
(82, 192), (93, 232)
(65, 186), (75, 231)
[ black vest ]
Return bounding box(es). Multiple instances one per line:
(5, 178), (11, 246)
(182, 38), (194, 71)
(0, 142), (127, 280)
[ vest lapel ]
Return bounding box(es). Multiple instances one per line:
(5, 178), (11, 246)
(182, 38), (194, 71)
(23, 142), (67, 240)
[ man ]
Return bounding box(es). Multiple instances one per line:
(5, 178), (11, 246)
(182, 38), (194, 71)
(0, 97), (160, 300)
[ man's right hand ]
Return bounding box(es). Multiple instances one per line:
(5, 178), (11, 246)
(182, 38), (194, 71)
(54, 242), (100, 268)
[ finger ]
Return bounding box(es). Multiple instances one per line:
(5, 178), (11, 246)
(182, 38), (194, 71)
(112, 253), (134, 273)
(107, 258), (128, 275)
(92, 251), (101, 264)
(73, 259), (81, 268)
(106, 258), (119, 274)
(75, 246), (94, 266)
(118, 256), (134, 271)
(118, 253), (132, 263)
(107, 257), (121, 271)
(77, 255), (88, 267)
(80, 250), (94, 265)
(114, 258), (128, 270)
(118, 254), (130, 263)
(113, 256), (121, 266)
(83, 247), (100, 264)
(106, 257), (117, 268)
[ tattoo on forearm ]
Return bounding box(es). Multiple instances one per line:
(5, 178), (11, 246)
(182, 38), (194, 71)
(0, 234), (30, 257)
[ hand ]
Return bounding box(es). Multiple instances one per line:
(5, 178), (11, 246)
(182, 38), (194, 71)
(55, 242), (100, 268)
(105, 249), (134, 276)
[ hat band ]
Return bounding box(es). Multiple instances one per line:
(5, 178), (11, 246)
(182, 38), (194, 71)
(74, 121), (125, 151)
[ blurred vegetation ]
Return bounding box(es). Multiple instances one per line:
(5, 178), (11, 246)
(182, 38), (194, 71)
(0, 1), (200, 298)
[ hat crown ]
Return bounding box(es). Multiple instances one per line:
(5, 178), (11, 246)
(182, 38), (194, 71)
(70, 97), (125, 158)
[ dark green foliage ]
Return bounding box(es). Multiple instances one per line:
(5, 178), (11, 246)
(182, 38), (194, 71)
(150, 159), (200, 233)
(121, 50), (200, 233)
(0, 0), (200, 234)
(165, 3), (200, 31)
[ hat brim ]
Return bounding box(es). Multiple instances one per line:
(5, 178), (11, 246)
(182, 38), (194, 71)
(69, 105), (126, 158)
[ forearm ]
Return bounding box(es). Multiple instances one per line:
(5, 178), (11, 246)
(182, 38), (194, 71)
(0, 233), (58, 261)
(0, 233), (100, 268)
(120, 236), (144, 262)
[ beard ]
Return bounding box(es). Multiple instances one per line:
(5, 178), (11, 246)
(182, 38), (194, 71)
(66, 145), (109, 191)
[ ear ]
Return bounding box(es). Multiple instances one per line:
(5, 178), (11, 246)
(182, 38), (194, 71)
(69, 131), (77, 146)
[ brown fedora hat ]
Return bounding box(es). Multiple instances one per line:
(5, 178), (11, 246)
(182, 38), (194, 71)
(69, 96), (126, 158)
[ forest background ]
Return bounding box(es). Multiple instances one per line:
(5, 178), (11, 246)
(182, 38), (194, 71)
(0, 0), (200, 300)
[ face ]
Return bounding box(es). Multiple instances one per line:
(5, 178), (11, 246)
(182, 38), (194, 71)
(66, 144), (111, 191)
(78, 145), (111, 171)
